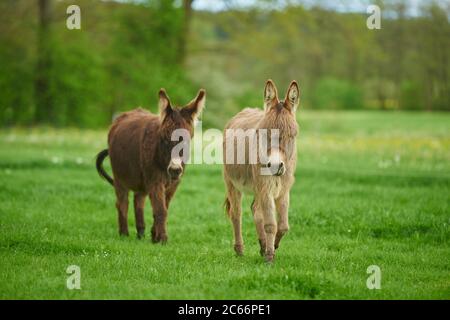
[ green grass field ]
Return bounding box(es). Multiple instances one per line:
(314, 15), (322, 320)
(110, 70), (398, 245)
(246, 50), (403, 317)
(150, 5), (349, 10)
(0, 111), (449, 299)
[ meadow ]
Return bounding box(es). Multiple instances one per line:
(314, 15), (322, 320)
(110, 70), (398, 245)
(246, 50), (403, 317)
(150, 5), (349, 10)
(0, 111), (449, 299)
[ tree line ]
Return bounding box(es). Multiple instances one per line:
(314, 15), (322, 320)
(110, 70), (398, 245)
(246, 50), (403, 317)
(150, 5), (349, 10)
(0, 0), (448, 128)
(187, 0), (449, 128)
(0, 0), (194, 127)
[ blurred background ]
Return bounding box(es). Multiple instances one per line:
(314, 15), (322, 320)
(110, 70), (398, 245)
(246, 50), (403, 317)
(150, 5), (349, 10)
(0, 1), (449, 299)
(0, 0), (449, 128)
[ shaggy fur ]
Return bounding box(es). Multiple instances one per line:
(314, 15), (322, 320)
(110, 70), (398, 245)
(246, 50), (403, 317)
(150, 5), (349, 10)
(96, 89), (205, 242)
(223, 80), (299, 262)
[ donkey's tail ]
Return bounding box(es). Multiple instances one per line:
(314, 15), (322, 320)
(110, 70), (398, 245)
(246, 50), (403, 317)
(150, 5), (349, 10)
(96, 149), (114, 186)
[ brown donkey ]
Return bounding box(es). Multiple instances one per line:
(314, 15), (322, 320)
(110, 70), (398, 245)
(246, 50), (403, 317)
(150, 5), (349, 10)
(96, 88), (205, 242)
(223, 80), (299, 262)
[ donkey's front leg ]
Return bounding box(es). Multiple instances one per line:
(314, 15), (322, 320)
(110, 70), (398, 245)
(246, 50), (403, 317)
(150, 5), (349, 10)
(256, 195), (277, 263)
(149, 185), (168, 244)
(251, 199), (266, 257)
(165, 180), (180, 210)
(275, 193), (290, 250)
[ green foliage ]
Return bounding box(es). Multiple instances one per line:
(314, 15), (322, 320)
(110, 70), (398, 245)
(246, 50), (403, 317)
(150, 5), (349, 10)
(0, 0), (449, 128)
(400, 81), (423, 111)
(0, 111), (449, 298)
(49, 30), (106, 127)
(187, 0), (450, 120)
(312, 78), (364, 110)
(0, 1), (36, 126)
(0, 0), (192, 127)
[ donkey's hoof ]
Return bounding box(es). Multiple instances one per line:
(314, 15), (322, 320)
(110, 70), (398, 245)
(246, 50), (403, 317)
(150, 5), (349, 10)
(151, 227), (163, 243)
(151, 233), (168, 244)
(264, 253), (275, 263)
(160, 236), (168, 245)
(234, 244), (244, 256)
(119, 231), (129, 237)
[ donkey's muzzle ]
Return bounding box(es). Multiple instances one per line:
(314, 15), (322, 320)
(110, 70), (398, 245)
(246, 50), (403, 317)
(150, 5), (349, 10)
(263, 149), (286, 176)
(167, 158), (183, 180)
(264, 160), (285, 176)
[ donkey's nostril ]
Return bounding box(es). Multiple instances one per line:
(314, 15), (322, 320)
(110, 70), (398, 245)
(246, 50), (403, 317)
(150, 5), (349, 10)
(272, 162), (285, 176)
(267, 162), (271, 168)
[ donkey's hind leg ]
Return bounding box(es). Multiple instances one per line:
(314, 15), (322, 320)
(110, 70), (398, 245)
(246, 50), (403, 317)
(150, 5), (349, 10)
(134, 192), (146, 239)
(114, 182), (129, 237)
(225, 180), (243, 256)
(251, 199), (266, 256)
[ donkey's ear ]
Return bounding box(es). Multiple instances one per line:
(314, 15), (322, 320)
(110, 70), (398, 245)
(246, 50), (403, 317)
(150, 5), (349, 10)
(184, 89), (206, 122)
(264, 79), (278, 110)
(158, 88), (172, 118)
(284, 80), (300, 112)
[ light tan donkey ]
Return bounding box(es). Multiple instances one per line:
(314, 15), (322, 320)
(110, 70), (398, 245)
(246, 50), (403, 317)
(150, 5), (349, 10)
(223, 79), (299, 262)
